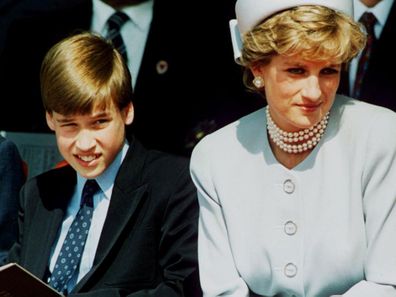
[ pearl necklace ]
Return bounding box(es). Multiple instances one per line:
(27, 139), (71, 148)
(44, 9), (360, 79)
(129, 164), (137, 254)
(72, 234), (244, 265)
(266, 106), (329, 154)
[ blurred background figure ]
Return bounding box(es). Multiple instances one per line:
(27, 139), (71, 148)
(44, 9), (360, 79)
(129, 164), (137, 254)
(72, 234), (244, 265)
(0, 0), (263, 156)
(0, 135), (25, 264)
(338, 0), (396, 110)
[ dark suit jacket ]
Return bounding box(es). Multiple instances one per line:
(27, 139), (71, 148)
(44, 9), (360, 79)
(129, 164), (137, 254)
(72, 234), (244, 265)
(7, 138), (200, 296)
(0, 136), (25, 264)
(0, 0), (263, 156)
(338, 1), (396, 111)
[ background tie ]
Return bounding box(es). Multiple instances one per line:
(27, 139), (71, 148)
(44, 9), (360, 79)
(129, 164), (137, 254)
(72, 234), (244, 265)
(106, 11), (130, 62)
(353, 12), (377, 99)
(48, 179), (100, 294)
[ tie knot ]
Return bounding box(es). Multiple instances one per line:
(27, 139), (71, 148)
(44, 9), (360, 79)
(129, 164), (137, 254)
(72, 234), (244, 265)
(81, 179), (100, 207)
(359, 12), (377, 34)
(107, 11), (130, 30)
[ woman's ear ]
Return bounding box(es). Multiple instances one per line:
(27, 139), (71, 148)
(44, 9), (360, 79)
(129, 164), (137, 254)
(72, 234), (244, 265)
(250, 64), (266, 89)
(250, 63), (264, 77)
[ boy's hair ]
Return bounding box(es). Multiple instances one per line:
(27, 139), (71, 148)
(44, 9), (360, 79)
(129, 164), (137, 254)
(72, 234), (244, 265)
(240, 5), (366, 91)
(40, 32), (133, 115)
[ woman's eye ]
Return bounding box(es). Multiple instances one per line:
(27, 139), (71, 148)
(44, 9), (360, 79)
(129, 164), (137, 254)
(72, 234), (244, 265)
(287, 68), (305, 75)
(321, 68), (339, 75)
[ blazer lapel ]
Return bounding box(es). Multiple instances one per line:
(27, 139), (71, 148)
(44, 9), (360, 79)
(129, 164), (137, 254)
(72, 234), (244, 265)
(93, 185), (148, 265)
(28, 207), (64, 278)
(27, 166), (76, 279)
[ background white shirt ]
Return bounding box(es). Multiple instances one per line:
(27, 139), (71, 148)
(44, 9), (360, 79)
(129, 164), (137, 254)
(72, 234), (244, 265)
(91, 0), (154, 88)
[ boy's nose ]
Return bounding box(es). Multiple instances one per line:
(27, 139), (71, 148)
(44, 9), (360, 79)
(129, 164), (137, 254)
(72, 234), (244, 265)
(76, 130), (96, 151)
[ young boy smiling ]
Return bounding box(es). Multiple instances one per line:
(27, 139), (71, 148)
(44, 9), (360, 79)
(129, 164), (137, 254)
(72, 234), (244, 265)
(7, 32), (200, 297)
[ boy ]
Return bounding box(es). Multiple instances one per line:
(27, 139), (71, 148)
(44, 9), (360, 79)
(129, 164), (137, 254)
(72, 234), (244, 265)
(7, 32), (200, 296)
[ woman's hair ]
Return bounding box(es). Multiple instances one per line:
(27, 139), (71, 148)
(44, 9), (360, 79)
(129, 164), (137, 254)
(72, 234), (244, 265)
(240, 5), (366, 91)
(40, 32), (133, 115)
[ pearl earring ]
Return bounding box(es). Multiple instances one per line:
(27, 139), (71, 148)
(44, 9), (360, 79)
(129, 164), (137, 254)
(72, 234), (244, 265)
(253, 76), (264, 88)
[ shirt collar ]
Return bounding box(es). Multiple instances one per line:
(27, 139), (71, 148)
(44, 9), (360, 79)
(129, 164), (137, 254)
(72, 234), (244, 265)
(354, 0), (394, 28)
(77, 141), (130, 201)
(92, 0), (153, 33)
(123, 0), (153, 31)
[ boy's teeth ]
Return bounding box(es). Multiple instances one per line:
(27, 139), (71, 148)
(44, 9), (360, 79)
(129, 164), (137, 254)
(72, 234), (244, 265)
(80, 155), (96, 162)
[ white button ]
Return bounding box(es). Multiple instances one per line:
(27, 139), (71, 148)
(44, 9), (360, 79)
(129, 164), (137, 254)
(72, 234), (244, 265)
(283, 179), (295, 194)
(284, 263), (298, 277)
(284, 221), (297, 235)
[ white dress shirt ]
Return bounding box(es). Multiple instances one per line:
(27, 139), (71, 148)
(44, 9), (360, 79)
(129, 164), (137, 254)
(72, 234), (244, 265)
(49, 141), (129, 291)
(91, 0), (153, 88)
(190, 95), (396, 297)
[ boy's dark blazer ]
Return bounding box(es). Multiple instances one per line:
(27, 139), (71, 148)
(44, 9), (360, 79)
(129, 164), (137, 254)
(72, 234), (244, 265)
(338, 1), (396, 111)
(7, 137), (200, 296)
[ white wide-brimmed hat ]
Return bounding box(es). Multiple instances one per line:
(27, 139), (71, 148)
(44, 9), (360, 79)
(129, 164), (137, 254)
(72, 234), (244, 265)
(230, 0), (353, 63)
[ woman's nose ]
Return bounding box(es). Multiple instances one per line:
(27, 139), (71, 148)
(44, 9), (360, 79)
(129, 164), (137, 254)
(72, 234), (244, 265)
(301, 75), (322, 100)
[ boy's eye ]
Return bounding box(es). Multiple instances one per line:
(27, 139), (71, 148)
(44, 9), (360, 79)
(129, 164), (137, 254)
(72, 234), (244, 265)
(94, 119), (109, 126)
(61, 123), (77, 128)
(287, 68), (305, 75)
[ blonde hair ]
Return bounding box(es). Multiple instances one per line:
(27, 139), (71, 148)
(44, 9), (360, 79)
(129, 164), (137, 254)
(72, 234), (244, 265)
(40, 32), (133, 115)
(240, 5), (366, 91)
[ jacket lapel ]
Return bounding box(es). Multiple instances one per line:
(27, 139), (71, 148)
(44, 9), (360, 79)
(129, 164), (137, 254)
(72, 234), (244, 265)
(27, 166), (76, 279)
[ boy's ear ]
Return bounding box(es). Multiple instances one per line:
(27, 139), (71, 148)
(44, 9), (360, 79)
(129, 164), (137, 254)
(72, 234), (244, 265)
(46, 112), (56, 131)
(124, 102), (134, 125)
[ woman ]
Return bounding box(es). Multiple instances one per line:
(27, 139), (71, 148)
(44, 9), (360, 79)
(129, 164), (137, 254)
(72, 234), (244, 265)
(190, 0), (396, 296)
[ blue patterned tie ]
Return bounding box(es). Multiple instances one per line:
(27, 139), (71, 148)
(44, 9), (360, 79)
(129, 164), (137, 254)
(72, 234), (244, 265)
(48, 179), (100, 294)
(106, 11), (130, 62)
(353, 12), (377, 99)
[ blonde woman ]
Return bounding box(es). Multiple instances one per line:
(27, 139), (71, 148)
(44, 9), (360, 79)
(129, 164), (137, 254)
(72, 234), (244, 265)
(190, 0), (396, 296)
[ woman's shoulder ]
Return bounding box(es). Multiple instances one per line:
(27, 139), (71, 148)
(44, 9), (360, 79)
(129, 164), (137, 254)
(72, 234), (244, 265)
(334, 95), (396, 127)
(335, 94), (396, 116)
(192, 108), (266, 156)
(333, 95), (396, 150)
(190, 108), (267, 185)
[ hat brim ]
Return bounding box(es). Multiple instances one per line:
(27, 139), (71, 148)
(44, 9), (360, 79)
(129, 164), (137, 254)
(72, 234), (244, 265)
(230, 0), (353, 64)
